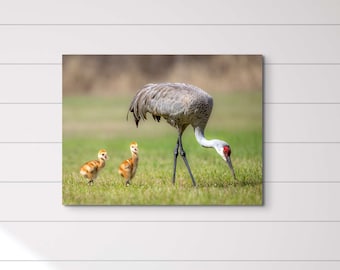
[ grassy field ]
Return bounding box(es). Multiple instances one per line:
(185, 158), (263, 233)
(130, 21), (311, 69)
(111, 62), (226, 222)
(63, 91), (262, 205)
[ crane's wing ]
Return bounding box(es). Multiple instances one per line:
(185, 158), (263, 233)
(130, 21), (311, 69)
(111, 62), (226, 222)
(127, 82), (211, 127)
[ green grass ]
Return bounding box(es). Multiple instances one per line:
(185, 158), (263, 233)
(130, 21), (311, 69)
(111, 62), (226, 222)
(63, 91), (262, 205)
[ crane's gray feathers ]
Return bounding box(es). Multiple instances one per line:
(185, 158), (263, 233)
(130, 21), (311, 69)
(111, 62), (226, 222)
(128, 82), (213, 130)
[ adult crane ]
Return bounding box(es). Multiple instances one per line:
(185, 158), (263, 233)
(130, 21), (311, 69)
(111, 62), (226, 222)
(127, 82), (236, 186)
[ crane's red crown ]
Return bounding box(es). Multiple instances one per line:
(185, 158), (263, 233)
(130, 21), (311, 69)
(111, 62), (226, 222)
(223, 145), (231, 156)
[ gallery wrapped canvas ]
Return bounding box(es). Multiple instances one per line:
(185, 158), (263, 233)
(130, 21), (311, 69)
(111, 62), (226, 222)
(63, 55), (263, 205)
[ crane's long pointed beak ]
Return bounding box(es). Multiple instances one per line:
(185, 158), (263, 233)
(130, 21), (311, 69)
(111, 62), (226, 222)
(226, 156), (236, 180)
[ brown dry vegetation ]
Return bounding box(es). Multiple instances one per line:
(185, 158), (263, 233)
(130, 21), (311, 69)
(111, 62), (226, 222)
(63, 55), (262, 96)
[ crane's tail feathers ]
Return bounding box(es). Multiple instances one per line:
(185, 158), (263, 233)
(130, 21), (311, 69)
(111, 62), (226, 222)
(127, 83), (165, 127)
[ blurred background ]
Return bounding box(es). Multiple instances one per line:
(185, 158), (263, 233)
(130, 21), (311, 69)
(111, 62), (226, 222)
(63, 55), (262, 96)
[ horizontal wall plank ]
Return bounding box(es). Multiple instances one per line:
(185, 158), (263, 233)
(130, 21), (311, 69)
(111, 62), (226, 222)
(0, 144), (61, 181)
(265, 104), (340, 142)
(0, 65), (61, 103)
(0, 261), (339, 270)
(0, 104), (61, 142)
(0, 183), (339, 221)
(266, 143), (340, 182)
(0, 0), (339, 24)
(0, 26), (339, 63)
(1, 222), (340, 260)
(1, 104), (339, 142)
(265, 64), (340, 103)
(0, 143), (338, 182)
(2, 64), (340, 104)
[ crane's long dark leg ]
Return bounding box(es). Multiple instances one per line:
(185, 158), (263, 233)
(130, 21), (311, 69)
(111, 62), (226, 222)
(178, 134), (197, 187)
(172, 138), (179, 184)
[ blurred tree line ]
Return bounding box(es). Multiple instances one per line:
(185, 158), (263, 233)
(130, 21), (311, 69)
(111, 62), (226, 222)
(63, 55), (262, 96)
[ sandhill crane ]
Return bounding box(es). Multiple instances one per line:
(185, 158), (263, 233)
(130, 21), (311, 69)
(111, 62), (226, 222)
(118, 141), (139, 186)
(127, 82), (236, 186)
(80, 149), (109, 185)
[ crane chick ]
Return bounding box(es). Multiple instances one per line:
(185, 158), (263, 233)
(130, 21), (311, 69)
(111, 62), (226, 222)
(118, 142), (139, 186)
(80, 149), (109, 185)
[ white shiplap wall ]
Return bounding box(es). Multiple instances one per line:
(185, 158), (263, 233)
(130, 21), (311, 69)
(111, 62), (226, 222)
(0, 0), (339, 269)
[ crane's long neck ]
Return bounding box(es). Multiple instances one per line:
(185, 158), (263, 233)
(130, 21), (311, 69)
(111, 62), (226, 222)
(194, 126), (216, 148)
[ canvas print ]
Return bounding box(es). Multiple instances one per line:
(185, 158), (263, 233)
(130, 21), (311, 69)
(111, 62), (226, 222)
(63, 55), (263, 205)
